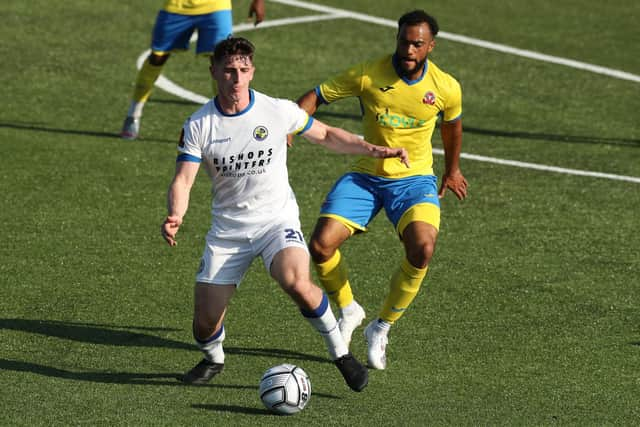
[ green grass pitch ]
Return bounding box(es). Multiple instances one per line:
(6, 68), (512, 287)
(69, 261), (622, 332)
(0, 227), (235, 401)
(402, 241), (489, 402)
(1, 0), (639, 425)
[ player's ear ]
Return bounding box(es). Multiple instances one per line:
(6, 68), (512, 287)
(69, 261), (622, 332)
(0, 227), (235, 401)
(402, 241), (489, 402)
(427, 39), (436, 53)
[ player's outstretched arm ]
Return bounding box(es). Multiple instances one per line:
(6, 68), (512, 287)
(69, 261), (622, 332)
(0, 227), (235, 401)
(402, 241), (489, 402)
(302, 119), (410, 167)
(438, 119), (468, 200)
(162, 160), (200, 246)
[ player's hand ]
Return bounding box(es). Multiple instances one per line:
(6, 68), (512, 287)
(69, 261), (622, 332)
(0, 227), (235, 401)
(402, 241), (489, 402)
(249, 0), (265, 25)
(438, 169), (468, 200)
(161, 215), (182, 246)
(394, 147), (410, 168)
(374, 146), (410, 168)
(286, 134), (294, 148)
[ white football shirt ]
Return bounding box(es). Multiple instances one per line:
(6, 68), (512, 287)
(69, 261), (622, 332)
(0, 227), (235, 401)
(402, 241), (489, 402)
(177, 89), (313, 239)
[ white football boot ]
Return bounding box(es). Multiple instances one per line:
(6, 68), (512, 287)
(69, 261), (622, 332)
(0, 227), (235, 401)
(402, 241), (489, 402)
(338, 301), (366, 347)
(120, 116), (140, 140)
(364, 320), (389, 370)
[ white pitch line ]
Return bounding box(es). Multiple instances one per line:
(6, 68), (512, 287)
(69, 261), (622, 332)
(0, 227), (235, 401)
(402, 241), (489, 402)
(148, 14), (346, 105)
(433, 149), (640, 184)
(270, 0), (640, 84)
(224, 13), (347, 33)
(146, 7), (639, 184)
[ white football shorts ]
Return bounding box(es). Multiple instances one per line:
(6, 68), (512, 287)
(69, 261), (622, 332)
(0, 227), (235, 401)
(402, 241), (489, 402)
(195, 220), (309, 286)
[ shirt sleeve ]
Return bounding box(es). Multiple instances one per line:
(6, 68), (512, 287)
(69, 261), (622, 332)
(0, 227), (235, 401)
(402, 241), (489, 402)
(279, 99), (314, 135)
(317, 62), (365, 104)
(176, 118), (203, 163)
(442, 77), (462, 122)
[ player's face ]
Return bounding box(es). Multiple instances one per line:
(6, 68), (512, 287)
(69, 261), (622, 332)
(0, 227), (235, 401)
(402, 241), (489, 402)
(396, 23), (435, 79)
(211, 54), (255, 103)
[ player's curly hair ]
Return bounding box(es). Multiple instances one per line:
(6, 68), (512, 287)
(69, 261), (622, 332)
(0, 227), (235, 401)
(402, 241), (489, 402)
(398, 10), (439, 36)
(211, 36), (255, 65)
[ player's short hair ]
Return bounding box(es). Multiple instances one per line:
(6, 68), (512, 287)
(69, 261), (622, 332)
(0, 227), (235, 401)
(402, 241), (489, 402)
(398, 10), (439, 36)
(211, 37), (255, 65)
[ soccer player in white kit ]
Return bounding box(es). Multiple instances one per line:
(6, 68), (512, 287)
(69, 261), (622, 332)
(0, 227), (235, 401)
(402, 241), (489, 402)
(161, 37), (409, 391)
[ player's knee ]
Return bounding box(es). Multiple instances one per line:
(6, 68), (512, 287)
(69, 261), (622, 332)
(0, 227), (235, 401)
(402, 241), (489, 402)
(281, 278), (312, 300)
(149, 52), (169, 66)
(282, 278), (305, 295)
(406, 240), (436, 269)
(308, 237), (333, 264)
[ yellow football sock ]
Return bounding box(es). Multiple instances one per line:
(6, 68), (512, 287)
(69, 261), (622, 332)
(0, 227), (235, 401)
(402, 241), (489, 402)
(132, 58), (164, 103)
(314, 250), (353, 309)
(380, 258), (427, 324)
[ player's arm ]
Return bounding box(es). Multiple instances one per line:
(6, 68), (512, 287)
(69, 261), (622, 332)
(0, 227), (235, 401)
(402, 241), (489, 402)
(302, 118), (409, 167)
(248, 0), (265, 25)
(438, 118), (468, 200)
(296, 89), (323, 116)
(162, 160), (200, 246)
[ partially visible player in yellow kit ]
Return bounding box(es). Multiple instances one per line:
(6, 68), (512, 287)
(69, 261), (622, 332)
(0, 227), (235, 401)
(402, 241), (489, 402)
(121, 0), (265, 140)
(296, 10), (468, 370)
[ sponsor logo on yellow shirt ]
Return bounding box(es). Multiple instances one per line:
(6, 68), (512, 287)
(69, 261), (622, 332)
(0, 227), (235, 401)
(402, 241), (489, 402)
(375, 109), (426, 129)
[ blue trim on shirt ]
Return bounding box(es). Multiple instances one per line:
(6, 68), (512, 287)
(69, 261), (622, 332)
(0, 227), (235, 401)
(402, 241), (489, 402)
(177, 153), (202, 163)
(443, 113), (462, 123)
(296, 116), (314, 135)
(300, 293), (329, 318)
(314, 86), (328, 104)
(358, 97), (365, 117)
(214, 89), (255, 116)
(392, 53), (428, 85)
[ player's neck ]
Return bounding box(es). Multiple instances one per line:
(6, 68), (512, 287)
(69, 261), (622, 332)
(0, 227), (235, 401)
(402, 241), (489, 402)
(216, 90), (251, 115)
(403, 62), (426, 81)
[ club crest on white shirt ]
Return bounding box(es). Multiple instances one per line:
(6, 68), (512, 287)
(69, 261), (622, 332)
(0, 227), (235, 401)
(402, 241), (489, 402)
(253, 125), (268, 141)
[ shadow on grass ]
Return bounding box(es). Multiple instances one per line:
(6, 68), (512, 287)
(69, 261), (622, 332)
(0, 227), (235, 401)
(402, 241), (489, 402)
(149, 98), (204, 107)
(310, 112), (640, 147)
(194, 402), (345, 415)
(1, 318), (332, 362)
(192, 404), (272, 415)
(0, 359), (271, 390)
(0, 358), (187, 386)
(5, 118), (636, 148)
(0, 121), (121, 139)
(2, 320), (356, 394)
(462, 126), (640, 147)
(0, 121), (176, 144)
(224, 346), (328, 364)
(0, 318), (192, 350)
(1, 358), (342, 395)
(192, 385), (340, 415)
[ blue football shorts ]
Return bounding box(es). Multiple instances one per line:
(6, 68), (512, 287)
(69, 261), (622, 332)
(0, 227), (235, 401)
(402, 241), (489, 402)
(319, 172), (441, 235)
(151, 9), (233, 55)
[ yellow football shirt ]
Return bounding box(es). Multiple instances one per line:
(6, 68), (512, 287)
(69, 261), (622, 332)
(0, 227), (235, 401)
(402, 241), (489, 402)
(318, 54), (462, 178)
(163, 0), (231, 15)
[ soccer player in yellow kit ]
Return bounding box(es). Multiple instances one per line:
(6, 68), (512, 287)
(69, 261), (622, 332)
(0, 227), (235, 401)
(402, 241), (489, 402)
(120, 0), (265, 140)
(296, 10), (468, 369)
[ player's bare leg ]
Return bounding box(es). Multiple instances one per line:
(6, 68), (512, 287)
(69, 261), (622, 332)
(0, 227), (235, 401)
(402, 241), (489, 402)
(271, 247), (368, 391)
(182, 282), (235, 384)
(309, 218), (366, 347)
(121, 52), (170, 139)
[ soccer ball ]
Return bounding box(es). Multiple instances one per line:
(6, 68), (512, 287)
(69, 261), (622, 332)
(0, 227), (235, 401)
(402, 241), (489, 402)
(259, 364), (311, 415)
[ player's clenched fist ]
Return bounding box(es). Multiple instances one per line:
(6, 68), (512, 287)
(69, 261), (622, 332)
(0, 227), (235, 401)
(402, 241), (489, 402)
(162, 215), (182, 246)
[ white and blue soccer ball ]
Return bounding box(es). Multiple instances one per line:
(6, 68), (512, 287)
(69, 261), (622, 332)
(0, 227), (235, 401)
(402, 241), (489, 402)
(259, 363), (311, 415)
